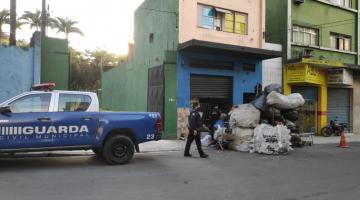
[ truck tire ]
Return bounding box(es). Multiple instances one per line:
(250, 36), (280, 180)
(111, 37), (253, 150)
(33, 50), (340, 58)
(102, 135), (135, 165)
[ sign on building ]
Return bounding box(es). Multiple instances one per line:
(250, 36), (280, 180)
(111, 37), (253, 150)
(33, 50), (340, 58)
(327, 68), (353, 86)
(287, 64), (326, 85)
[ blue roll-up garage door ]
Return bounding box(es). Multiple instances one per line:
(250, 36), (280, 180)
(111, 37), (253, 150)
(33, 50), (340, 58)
(292, 86), (318, 101)
(327, 88), (351, 132)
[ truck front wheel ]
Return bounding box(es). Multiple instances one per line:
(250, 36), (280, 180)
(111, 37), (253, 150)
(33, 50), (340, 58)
(102, 135), (135, 165)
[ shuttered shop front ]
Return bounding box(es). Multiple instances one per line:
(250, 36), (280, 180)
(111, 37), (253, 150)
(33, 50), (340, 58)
(190, 75), (233, 99)
(327, 88), (351, 131)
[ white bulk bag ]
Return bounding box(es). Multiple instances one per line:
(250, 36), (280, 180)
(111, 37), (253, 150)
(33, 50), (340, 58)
(229, 104), (261, 128)
(230, 128), (254, 152)
(232, 127), (254, 141)
(254, 124), (292, 155)
(266, 91), (305, 110)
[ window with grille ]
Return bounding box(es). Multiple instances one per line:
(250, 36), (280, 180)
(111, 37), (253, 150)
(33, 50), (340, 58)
(330, 33), (351, 51)
(327, 0), (352, 8)
(198, 4), (248, 35)
(292, 25), (318, 46)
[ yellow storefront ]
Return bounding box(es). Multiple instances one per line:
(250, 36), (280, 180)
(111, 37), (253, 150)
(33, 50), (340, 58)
(284, 58), (344, 135)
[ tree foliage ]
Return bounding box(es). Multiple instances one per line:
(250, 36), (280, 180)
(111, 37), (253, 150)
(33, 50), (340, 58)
(0, 9), (26, 45)
(20, 10), (42, 30)
(69, 48), (127, 91)
(0, 9), (10, 42)
(51, 17), (84, 39)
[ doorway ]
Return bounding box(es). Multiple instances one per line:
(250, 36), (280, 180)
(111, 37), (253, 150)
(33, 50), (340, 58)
(296, 100), (317, 133)
(292, 86), (318, 134)
(190, 75), (233, 125)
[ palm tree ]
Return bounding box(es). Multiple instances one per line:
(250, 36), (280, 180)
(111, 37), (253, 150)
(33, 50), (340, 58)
(20, 9), (42, 30)
(52, 17), (84, 39)
(16, 19), (25, 30)
(0, 9), (10, 42)
(9, 0), (17, 46)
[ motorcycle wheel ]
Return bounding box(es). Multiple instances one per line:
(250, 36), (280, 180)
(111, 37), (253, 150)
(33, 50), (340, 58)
(321, 127), (332, 137)
(335, 126), (345, 136)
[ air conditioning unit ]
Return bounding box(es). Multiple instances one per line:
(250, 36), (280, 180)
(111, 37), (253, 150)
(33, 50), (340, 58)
(294, 0), (305, 4)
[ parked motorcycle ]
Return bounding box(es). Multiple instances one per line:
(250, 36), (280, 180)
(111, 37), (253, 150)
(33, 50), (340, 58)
(321, 118), (347, 137)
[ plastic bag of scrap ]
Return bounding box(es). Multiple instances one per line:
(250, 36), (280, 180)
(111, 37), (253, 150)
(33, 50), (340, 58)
(264, 84), (282, 95)
(261, 106), (283, 125)
(254, 124), (293, 155)
(282, 109), (299, 122)
(251, 94), (267, 111)
(266, 91), (305, 110)
(229, 104), (261, 128)
(201, 135), (212, 146)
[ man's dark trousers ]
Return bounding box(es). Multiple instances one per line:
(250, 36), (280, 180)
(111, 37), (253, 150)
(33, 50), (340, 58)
(184, 129), (204, 155)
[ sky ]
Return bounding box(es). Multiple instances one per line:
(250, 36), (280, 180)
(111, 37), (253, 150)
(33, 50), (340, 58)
(0, 0), (145, 55)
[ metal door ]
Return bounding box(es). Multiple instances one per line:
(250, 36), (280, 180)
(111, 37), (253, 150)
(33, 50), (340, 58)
(190, 75), (233, 99)
(147, 66), (164, 118)
(327, 88), (351, 132)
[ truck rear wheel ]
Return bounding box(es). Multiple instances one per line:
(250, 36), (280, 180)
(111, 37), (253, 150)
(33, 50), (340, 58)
(102, 135), (135, 165)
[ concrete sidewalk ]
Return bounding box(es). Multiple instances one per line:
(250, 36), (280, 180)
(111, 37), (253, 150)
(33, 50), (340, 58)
(142, 133), (360, 152)
(139, 140), (185, 153)
(140, 134), (360, 152)
(8, 134), (359, 157)
(313, 133), (360, 144)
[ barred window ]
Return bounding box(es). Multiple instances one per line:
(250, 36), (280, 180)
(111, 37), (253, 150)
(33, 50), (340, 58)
(328, 0), (352, 8)
(292, 25), (318, 46)
(330, 33), (351, 51)
(198, 4), (248, 35)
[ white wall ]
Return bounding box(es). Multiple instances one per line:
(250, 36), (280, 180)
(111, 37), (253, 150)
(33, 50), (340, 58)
(262, 43), (283, 87)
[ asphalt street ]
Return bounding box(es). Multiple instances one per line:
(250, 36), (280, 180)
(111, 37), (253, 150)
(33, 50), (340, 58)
(0, 143), (359, 200)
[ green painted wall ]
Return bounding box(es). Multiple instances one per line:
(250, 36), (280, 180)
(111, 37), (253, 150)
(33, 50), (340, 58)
(164, 51), (178, 138)
(41, 37), (70, 90)
(291, 46), (356, 63)
(266, 0), (358, 65)
(265, 0), (288, 48)
(101, 0), (179, 137)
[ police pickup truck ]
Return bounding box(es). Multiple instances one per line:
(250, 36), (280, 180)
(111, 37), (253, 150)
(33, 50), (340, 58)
(0, 83), (162, 165)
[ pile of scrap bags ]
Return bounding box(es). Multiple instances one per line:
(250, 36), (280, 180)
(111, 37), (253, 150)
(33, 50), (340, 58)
(228, 84), (305, 155)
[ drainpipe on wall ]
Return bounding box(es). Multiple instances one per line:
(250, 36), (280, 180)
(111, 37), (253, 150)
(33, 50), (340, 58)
(9, 0), (16, 46)
(287, 0), (292, 60)
(41, 0), (47, 37)
(32, 32), (41, 85)
(357, 1), (360, 65)
(260, 0), (265, 48)
(282, 0), (292, 89)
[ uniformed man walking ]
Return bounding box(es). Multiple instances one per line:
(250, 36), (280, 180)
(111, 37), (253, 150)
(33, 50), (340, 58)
(184, 102), (209, 158)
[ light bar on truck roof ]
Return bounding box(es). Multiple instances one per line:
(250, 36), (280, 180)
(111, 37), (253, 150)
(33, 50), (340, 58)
(31, 83), (56, 91)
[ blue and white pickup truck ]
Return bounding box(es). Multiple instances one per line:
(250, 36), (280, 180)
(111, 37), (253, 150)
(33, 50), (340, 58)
(0, 83), (162, 165)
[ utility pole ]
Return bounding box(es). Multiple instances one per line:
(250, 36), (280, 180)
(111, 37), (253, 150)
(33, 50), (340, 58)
(41, 0), (47, 37)
(9, 0), (16, 46)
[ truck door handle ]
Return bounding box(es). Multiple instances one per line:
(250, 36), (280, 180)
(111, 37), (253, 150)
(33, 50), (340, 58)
(81, 116), (92, 120)
(37, 117), (51, 122)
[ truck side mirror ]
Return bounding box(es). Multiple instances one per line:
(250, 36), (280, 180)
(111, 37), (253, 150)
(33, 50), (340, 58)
(0, 106), (11, 114)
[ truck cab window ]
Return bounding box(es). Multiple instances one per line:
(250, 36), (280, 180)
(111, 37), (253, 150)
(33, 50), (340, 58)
(58, 94), (91, 112)
(9, 94), (52, 113)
